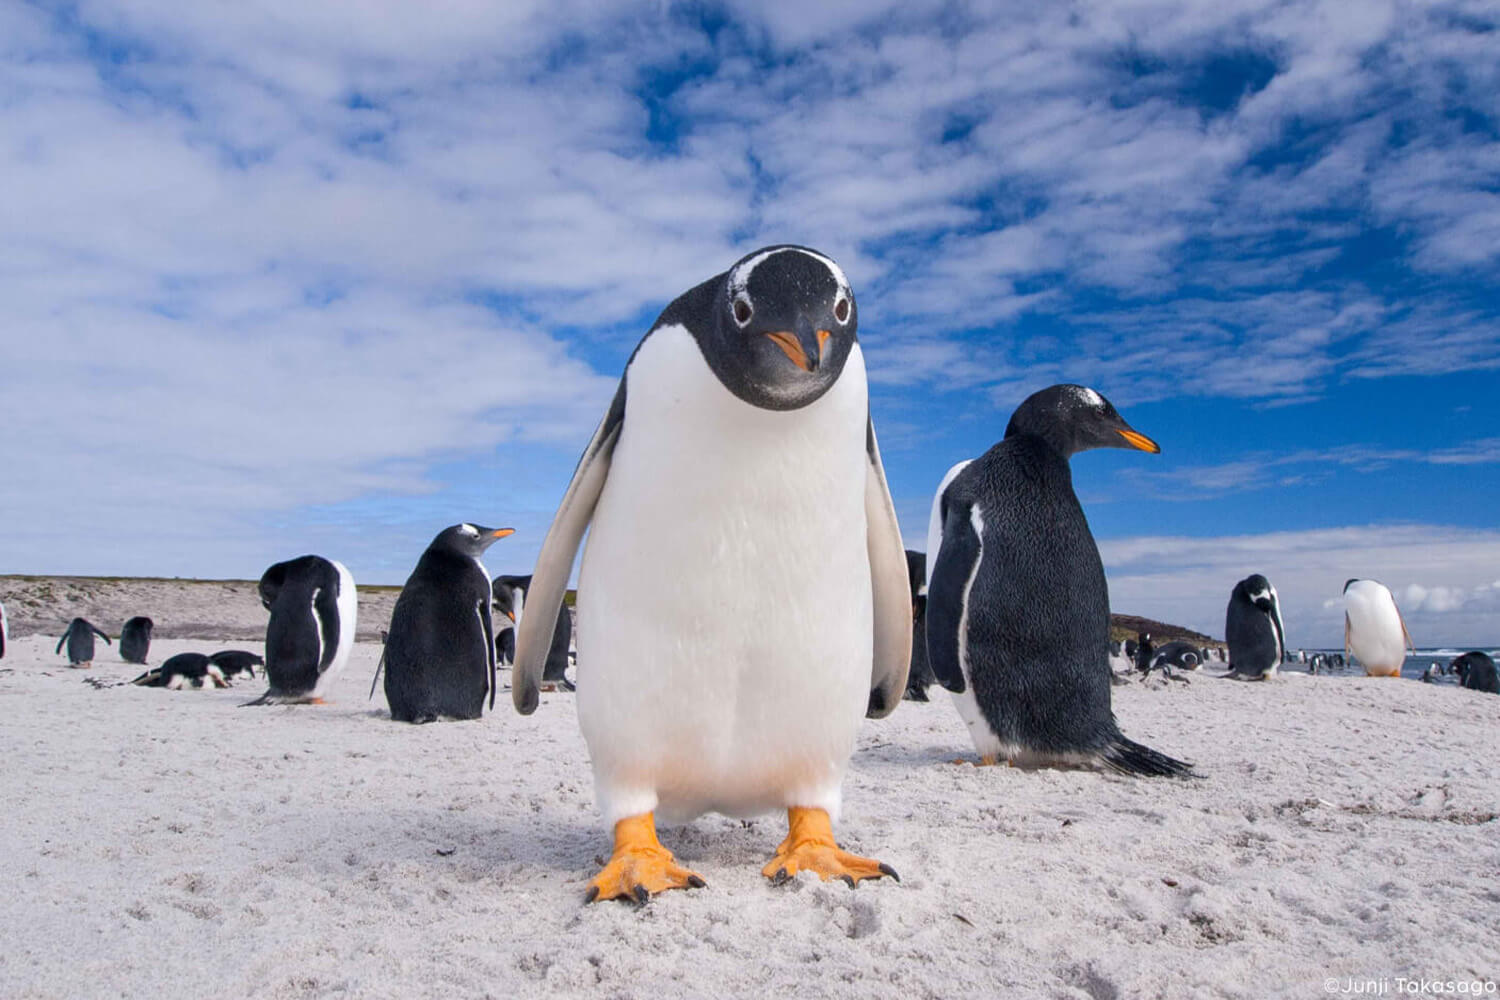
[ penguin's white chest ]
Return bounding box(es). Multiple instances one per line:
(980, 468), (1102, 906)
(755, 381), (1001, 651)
(577, 327), (872, 825)
(1346, 584), (1406, 675)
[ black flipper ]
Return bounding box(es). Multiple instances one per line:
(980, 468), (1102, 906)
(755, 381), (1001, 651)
(480, 597), (496, 712)
(925, 497), (980, 694)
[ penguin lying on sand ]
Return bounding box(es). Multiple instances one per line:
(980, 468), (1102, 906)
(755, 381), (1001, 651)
(131, 652), (229, 689)
(925, 384), (1193, 776)
(513, 245), (910, 903)
(209, 650), (263, 680)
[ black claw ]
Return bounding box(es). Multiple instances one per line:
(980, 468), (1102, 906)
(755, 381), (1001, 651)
(584, 886), (600, 904)
(631, 884), (650, 906)
(771, 867), (791, 886)
(878, 863), (900, 882)
(687, 874), (707, 889)
(840, 874), (856, 889)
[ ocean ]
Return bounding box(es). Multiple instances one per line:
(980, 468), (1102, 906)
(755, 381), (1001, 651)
(1285, 648), (1500, 684)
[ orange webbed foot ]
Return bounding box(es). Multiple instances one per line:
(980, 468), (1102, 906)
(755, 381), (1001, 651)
(585, 813), (706, 904)
(761, 807), (898, 888)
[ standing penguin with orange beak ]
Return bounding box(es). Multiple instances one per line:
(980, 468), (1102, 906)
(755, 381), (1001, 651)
(383, 523), (514, 723)
(515, 245), (911, 903)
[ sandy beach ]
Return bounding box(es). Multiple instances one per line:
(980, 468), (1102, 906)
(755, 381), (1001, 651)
(1, 581), (1497, 1000)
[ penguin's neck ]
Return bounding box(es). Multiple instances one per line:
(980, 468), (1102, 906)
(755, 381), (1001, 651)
(1000, 433), (1074, 484)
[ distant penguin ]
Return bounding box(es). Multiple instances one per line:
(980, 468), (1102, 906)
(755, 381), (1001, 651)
(1133, 631), (1154, 675)
(56, 617), (111, 667)
(119, 616), (154, 665)
(0, 599), (7, 660)
(384, 524), (514, 723)
(925, 384), (1191, 776)
(208, 650), (263, 680)
(512, 245), (910, 902)
(1110, 639), (1122, 657)
(249, 555), (357, 704)
(1124, 638), (1138, 659)
(131, 652), (228, 689)
(903, 550), (936, 701)
(1452, 652), (1498, 694)
(495, 574), (572, 691)
(1225, 574), (1285, 680)
(1150, 640), (1203, 673)
(1343, 579), (1412, 678)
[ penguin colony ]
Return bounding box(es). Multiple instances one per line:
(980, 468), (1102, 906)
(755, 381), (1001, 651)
(25, 243), (1488, 908)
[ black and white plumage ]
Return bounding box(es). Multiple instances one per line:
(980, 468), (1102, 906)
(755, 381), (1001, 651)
(925, 384), (1191, 777)
(208, 650), (263, 679)
(514, 245), (910, 901)
(1343, 579), (1412, 677)
(119, 616), (154, 665)
(131, 652), (228, 689)
(248, 555), (356, 705)
(383, 523), (513, 723)
(494, 574), (571, 690)
(1453, 652), (1499, 694)
(56, 617), (111, 667)
(1150, 640), (1204, 673)
(0, 599), (7, 660)
(1225, 574), (1285, 680)
(903, 550), (936, 701)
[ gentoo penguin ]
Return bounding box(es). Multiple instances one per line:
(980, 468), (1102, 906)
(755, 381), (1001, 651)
(494, 574), (572, 691)
(56, 617), (111, 667)
(924, 384), (1190, 776)
(513, 245), (910, 903)
(0, 599), (7, 659)
(208, 650), (264, 680)
(1225, 574), (1285, 680)
(491, 583), (517, 666)
(1150, 640), (1203, 673)
(1133, 631), (1154, 674)
(903, 550), (936, 701)
(383, 524), (514, 723)
(1453, 652), (1499, 694)
(248, 555), (357, 704)
(119, 616), (154, 665)
(1343, 579), (1412, 678)
(131, 652), (228, 689)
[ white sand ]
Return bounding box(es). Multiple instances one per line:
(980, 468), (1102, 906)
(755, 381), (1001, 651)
(1, 624), (1497, 998)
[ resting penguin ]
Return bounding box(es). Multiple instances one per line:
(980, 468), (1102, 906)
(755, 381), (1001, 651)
(494, 574), (572, 691)
(1343, 579), (1412, 678)
(208, 650), (264, 680)
(0, 599), (7, 660)
(119, 616), (154, 665)
(1453, 652), (1499, 694)
(1149, 640), (1204, 674)
(924, 384), (1191, 776)
(903, 550), (937, 701)
(1225, 574), (1285, 680)
(382, 524), (514, 723)
(247, 555), (357, 704)
(56, 617), (111, 667)
(514, 245), (910, 903)
(131, 652), (228, 689)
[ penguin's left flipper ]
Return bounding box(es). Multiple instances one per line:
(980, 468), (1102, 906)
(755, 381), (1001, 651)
(515, 383), (625, 716)
(761, 807), (898, 888)
(863, 421), (913, 719)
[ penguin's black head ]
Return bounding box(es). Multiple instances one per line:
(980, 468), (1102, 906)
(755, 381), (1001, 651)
(432, 523), (514, 558)
(491, 574), (531, 623)
(1343, 578), (1360, 593)
(702, 245), (857, 410)
(1004, 384), (1160, 459)
(1235, 573), (1277, 610)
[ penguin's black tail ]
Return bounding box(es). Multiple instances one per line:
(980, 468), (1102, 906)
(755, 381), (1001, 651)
(129, 668), (161, 687)
(1101, 736), (1197, 778)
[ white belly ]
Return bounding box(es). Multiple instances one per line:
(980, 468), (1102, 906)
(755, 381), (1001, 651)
(311, 560), (358, 699)
(577, 327), (873, 826)
(1346, 582), (1406, 676)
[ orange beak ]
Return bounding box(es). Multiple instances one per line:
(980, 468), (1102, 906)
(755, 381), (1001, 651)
(491, 528), (515, 539)
(1117, 429), (1160, 454)
(766, 331), (810, 372)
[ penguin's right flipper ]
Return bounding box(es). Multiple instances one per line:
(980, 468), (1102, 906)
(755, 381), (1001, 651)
(925, 497), (980, 694)
(513, 381), (626, 715)
(91, 623), (113, 645)
(55, 634), (66, 656)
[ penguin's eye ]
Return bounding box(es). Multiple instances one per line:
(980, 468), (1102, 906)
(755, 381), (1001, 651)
(834, 296), (850, 324)
(733, 295), (753, 327)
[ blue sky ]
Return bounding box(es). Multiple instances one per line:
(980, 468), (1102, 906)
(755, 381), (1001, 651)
(3, 0), (1499, 646)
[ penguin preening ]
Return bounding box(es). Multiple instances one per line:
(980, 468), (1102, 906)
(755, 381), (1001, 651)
(119, 616), (154, 665)
(247, 555), (357, 705)
(1225, 574), (1285, 680)
(1452, 652), (1498, 694)
(513, 245), (910, 903)
(131, 652), (228, 689)
(924, 384), (1192, 777)
(382, 523), (514, 723)
(493, 574), (572, 691)
(903, 550), (936, 701)
(1343, 579), (1412, 678)
(56, 617), (111, 667)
